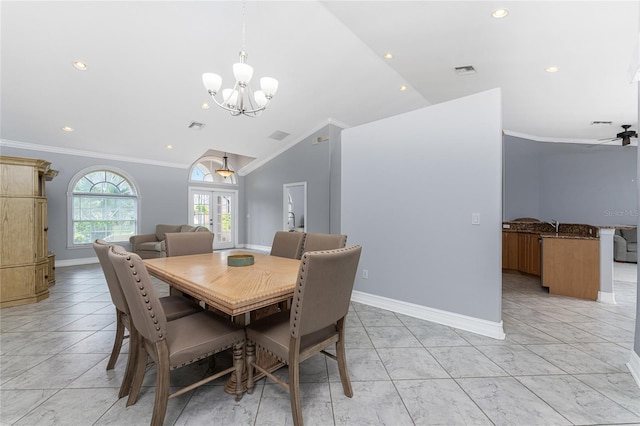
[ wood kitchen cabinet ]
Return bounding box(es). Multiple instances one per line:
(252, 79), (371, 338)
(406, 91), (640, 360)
(0, 156), (57, 308)
(502, 231), (540, 276)
(518, 233), (541, 276)
(541, 237), (599, 300)
(502, 231), (519, 270)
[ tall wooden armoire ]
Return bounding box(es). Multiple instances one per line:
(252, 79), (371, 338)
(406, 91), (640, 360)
(0, 155), (58, 308)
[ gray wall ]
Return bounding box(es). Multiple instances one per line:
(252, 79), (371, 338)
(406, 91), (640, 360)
(243, 124), (341, 247)
(342, 89), (503, 322)
(635, 86), (639, 359)
(1, 146), (190, 261)
(503, 137), (541, 220)
(504, 136), (637, 226)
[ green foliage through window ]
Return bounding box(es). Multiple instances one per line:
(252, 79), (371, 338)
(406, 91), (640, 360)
(72, 170), (137, 244)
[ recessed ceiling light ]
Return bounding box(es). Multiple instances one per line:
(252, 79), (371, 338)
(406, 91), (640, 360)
(72, 60), (87, 71)
(200, 103), (210, 110)
(492, 8), (509, 18)
(61, 126), (74, 132)
(545, 66), (559, 73)
(166, 145), (174, 150)
(383, 53), (394, 60)
(399, 85), (408, 91)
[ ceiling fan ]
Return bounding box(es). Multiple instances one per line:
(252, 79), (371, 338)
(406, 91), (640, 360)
(599, 124), (637, 146)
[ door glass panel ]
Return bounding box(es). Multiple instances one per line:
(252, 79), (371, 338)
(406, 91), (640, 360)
(192, 193), (211, 229)
(216, 194), (232, 244)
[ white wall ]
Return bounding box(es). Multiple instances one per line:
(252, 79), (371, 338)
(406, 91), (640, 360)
(342, 89), (503, 325)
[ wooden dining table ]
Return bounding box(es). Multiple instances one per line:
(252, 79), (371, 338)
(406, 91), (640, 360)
(144, 250), (300, 318)
(144, 250), (301, 394)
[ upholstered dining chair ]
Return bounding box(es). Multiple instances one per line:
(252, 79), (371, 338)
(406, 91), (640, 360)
(302, 232), (347, 254)
(245, 245), (362, 426)
(270, 231), (306, 260)
(93, 240), (202, 398)
(164, 231), (214, 257)
(108, 245), (245, 426)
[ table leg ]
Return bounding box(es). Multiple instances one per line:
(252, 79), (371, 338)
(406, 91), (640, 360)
(223, 304), (286, 395)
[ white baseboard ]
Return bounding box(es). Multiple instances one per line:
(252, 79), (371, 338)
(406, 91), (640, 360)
(629, 349), (640, 389)
(351, 290), (505, 340)
(597, 291), (617, 304)
(243, 244), (271, 253)
(55, 257), (99, 267)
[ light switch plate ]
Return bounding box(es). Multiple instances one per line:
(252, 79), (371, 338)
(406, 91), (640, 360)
(472, 212), (480, 225)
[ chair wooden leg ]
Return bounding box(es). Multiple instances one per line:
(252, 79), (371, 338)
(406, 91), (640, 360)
(233, 342), (244, 401)
(336, 322), (353, 398)
(289, 357), (303, 426)
(151, 343), (170, 426)
(118, 326), (138, 398)
(126, 338), (148, 406)
(246, 341), (255, 394)
(107, 309), (125, 370)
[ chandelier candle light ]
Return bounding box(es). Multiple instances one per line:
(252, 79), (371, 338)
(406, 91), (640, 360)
(202, 1), (278, 117)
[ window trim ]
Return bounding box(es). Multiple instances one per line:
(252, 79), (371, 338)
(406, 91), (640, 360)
(66, 165), (141, 249)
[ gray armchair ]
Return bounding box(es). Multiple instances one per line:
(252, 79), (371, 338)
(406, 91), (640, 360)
(614, 228), (637, 263)
(129, 224), (210, 259)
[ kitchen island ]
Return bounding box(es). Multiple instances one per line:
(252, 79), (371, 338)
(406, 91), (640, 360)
(540, 234), (599, 300)
(503, 221), (600, 300)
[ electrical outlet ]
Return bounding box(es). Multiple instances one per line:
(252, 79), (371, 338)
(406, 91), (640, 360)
(362, 269), (368, 279)
(472, 212), (480, 225)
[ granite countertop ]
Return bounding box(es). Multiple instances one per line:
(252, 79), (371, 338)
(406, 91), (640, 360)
(502, 221), (599, 240)
(597, 225), (637, 230)
(539, 233), (598, 240)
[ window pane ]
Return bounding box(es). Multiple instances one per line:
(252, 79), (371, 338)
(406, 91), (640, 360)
(72, 169), (137, 244)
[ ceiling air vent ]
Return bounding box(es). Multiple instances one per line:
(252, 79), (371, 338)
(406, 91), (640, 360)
(268, 130), (290, 141)
(454, 65), (476, 75)
(188, 121), (205, 130)
(591, 121), (612, 125)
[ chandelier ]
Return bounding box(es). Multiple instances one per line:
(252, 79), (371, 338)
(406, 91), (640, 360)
(202, 1), (278, 117)
(215, 153), (235, 177)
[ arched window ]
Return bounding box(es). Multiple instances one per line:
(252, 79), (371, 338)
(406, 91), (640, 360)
(189, 156), (237, 185)
(68, 167), (139, 246)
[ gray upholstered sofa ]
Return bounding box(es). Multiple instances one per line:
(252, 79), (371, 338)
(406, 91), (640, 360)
(129, 224), (210, 259)
(614, 228), (637, 263)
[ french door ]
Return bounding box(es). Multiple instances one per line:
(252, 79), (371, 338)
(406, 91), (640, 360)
(189, 188), (237, 249)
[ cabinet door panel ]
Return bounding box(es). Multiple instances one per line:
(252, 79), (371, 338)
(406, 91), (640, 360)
(0, 198), (34, 266)
(502, 232), (519, 270)
(0, 266), (35, 301)
(35, 199), (47, 261)
(35, 261), (49, 295)
(528, 235), (541, 276)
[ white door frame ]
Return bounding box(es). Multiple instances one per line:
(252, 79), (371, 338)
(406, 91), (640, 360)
(188, 186), (238, 249)
(283, 182), (307, 232)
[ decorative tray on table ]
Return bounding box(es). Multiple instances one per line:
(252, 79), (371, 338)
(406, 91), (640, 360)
(227, 254), (254, 267)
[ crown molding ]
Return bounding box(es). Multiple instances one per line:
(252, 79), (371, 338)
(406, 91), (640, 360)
(503, 130), (638, 147)
(0, 139), (191, 169)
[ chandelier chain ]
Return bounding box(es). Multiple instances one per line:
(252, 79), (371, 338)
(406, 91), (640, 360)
(241, 0), (246, 52)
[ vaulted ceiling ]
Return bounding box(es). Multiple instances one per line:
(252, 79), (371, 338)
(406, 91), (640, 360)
(2, 1), (638, 170)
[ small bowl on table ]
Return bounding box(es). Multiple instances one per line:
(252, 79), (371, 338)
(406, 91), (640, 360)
(227, 254), (254, 267)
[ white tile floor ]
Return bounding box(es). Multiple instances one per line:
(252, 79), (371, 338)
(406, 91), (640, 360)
(1, 261), (638, 425)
